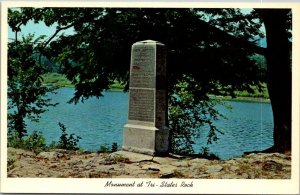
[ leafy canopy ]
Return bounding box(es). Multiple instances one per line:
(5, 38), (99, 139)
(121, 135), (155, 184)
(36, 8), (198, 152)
(8, 8), (266, 154)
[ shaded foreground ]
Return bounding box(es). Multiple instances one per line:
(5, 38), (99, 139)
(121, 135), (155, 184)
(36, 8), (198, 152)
(7, 148), (290, 179)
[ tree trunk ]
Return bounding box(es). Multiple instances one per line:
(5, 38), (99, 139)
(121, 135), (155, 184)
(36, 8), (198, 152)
(260, 9), (291, 153)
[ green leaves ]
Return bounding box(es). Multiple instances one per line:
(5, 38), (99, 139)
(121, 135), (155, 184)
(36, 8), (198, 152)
(168, 75), (225, 154)
(55, 122), (81, 150)
(8, 8), (270, 104)
(8, 35), (58, 139)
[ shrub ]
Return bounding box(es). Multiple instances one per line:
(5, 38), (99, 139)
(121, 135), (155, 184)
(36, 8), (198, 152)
(23, 131), (46, 153)
(98, 144), (110, 153)
(8, 130), (46, 153)
(7, 130), (23, 148)
(168, 76), (225, 155)
(111, 142), (118, 152)
(198, 147), (220, 160)
(53, 122), (82, 150)
(98, 142), (119, 153)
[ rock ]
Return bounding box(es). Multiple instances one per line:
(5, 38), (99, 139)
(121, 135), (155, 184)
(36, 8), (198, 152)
(7, 148), (291, 179)
(168, 153), (185, 159)
(49, 164), (58, 169)
(241, 173), (249, 179)
(230, 166), (239, 172)
(248, 172), (256, 179)
(110, 151), (153, 163)
(284, 156), (291, 160)
(160, 172), (175, 178)
(37, 152), (59, 161)
(206, 165), (223, 173)
(53, 149), (75, 155)
(189, 158), (210, 165)
(171, 161), (189, 167)
(262, 160), (283, 171)
(226, 159), (239, 165)
(57, 153), (64, 158)
(141, 164), (160, 171)
(221, 173), (239, 179)
(85, 165), (92, 170)
(148, 167), (160, 171)
(153, 156), (176, 164)
(271, 153), (287, 158)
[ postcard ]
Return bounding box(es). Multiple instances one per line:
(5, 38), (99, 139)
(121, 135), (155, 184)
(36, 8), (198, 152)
(1, 1), (299, 194)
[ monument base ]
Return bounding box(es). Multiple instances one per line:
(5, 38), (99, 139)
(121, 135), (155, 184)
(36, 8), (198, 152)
(123, 124), (169, 156)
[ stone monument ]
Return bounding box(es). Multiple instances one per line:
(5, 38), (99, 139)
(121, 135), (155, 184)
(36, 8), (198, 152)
(123, 40), (169, 155)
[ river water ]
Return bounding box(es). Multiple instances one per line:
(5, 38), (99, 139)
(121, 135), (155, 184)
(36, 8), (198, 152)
(25, 87), (274, 160)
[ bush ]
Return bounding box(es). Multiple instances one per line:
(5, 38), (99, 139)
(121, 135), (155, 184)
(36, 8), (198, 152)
(168, 76), (225, 155)
(23, 131), (46, 153)
(98, 144), (110, 153)
(198, 147), (220, 160)
(53, 122), (82, 150)
(7, 130), (46, 153)
(98, 142), (119, 153)
(111, 142), (118, 152)
(7, 130), (23, 148)
(8, 123), (82, 152)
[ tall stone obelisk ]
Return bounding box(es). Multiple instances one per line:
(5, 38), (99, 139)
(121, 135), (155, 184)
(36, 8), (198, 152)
(123, 40), (169, 155)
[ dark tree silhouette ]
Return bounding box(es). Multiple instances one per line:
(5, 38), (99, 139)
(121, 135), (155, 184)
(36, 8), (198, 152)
(259, 9), (291, 152)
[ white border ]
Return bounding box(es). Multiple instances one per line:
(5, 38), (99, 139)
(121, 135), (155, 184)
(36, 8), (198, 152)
(1, 1), (299, 194)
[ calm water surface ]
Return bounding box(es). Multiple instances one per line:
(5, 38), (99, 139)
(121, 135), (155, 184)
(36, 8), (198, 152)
(26, 88), (273, 160)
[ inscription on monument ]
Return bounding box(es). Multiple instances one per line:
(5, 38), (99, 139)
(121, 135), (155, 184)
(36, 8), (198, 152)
(128, 89), (154, 122)
(130, 46), (155, 88)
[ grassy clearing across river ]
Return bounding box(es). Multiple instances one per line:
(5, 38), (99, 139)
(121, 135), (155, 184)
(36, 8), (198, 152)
(42, 73), (73, 88)
(42, 73), (269, 100)
(42, 73), (125, 91)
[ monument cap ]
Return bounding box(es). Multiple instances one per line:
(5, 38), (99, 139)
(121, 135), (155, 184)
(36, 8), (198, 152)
(133, 40), (164, 45)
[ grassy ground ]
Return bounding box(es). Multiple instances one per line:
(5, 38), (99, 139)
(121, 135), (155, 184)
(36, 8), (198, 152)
(42, 73), (73, 88)
(108, 81), (125, 91)
(42, 73), (125, 90)
(42, 73), (269, 100)
(233, 85), (269, 99)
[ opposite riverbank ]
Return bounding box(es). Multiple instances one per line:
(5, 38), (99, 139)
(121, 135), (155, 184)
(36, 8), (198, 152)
(7, 147), (290, 178)
(42, 73), (270, 102)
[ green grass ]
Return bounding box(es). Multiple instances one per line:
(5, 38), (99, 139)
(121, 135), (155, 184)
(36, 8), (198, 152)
(210, 84), (270, 103)
(109, 80), (126, 91)
(234, 84), (269, 99)
(42, 73), (125, 90)
(42, 73), (73, 88)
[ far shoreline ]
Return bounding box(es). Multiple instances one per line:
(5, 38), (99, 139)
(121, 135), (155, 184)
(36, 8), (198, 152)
(51, 86), (271, 104)
(42, 73), (270, 104)
(209, 95), (270, 103)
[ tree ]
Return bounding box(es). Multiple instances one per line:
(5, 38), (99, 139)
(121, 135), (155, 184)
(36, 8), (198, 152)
(8, 34), (57, 140)
(201, 8), (292, 153)
(8, 7), (291, 154)
(258, 9), (291, 152)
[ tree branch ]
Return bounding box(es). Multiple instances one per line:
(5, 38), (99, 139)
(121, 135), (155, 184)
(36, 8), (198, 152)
(38, 23), (75, 65)
(197, 18), (267, 56)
